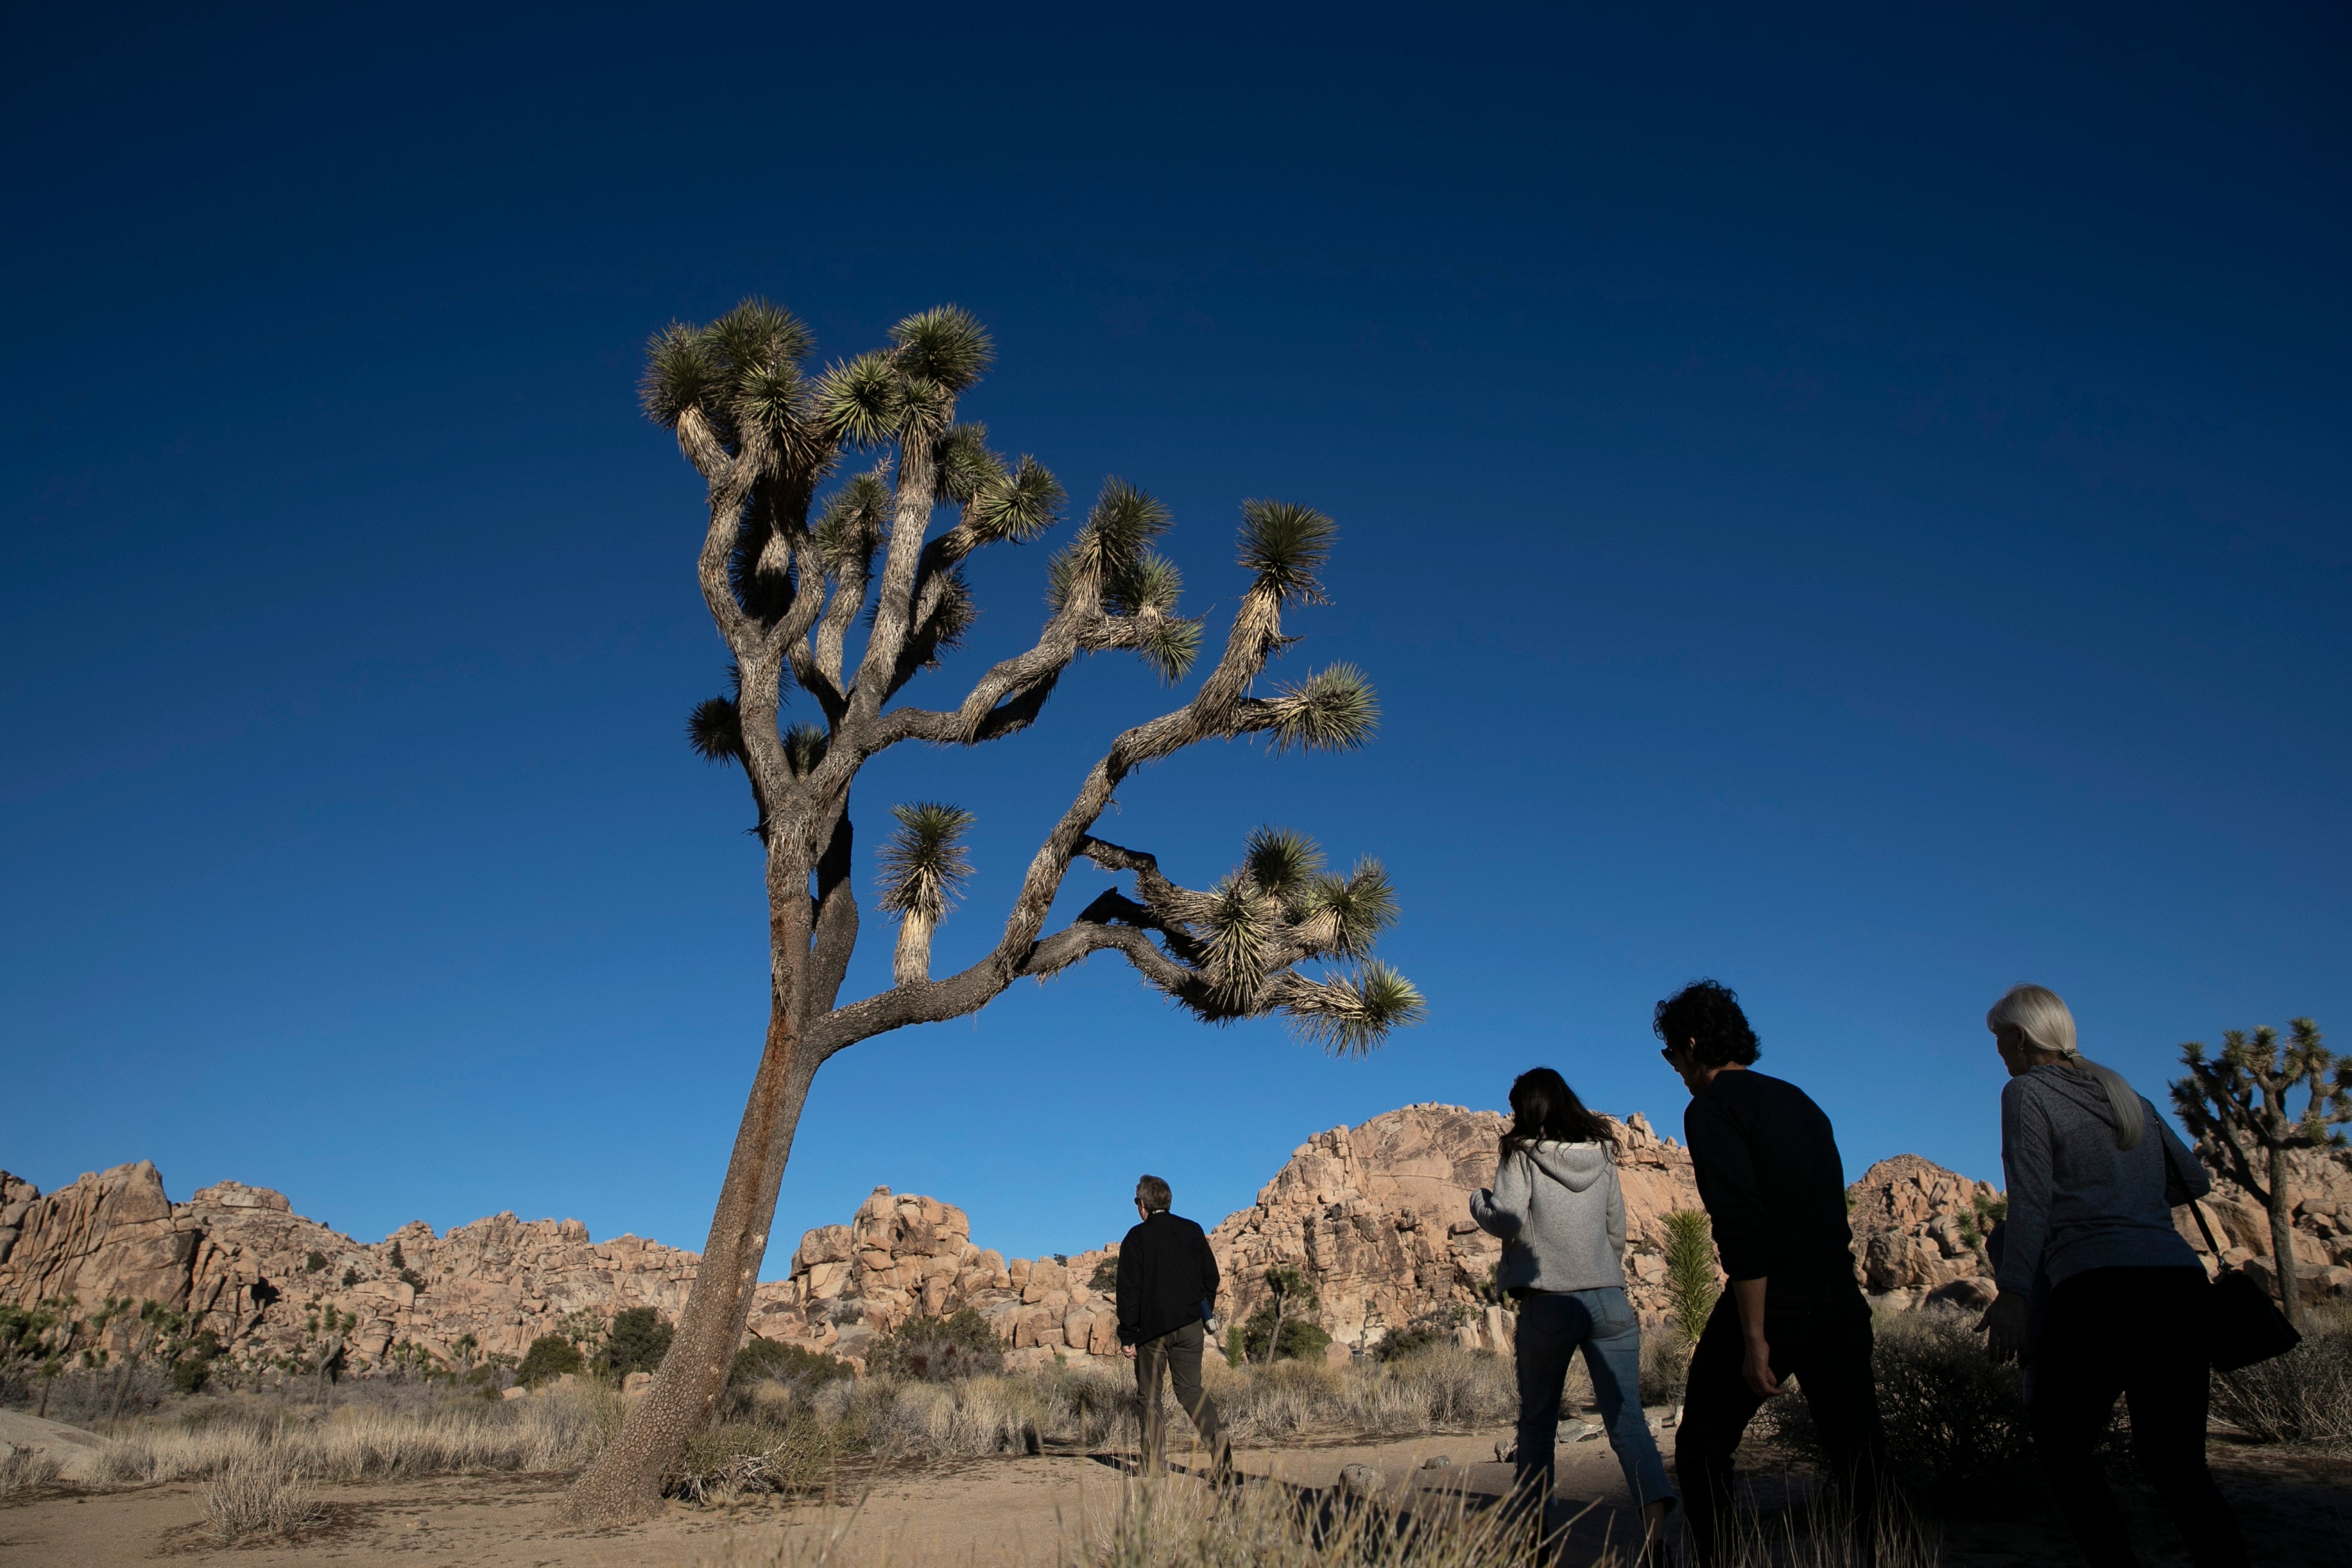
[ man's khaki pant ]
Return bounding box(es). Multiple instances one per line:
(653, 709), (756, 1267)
(1133, 1319), (1228, 1475)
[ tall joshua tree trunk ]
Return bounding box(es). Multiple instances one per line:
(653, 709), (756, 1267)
(564, 300), (1424, 1523)
(2175, 1017), (2350, 1334)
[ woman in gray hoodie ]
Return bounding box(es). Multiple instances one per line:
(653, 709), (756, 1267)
(1472, 1067), (1675, 1557)
(1981, 984), (2245, 1568)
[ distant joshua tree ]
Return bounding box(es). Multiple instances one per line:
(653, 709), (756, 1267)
(2173, 1017), (2349, 1331)
(567, 299), (1422, 1522)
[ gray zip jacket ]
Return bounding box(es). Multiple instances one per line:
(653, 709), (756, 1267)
(1469, 1141), (1628, 1294)
(1997, 1063), (2206, 1295)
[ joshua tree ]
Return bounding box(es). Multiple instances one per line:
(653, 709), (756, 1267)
(566, 298), (1421, 1521)
(2173, 1017), (2349, 1330)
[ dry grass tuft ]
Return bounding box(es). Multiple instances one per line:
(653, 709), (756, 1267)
(95, 1382), (622, 1486)
(202, 1459), (324, 1543)
(2211, 1305), (2352, 1449)
(1, 1443), (63, 1496)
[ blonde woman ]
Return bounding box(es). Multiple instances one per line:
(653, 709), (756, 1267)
(1980, 983), (2245, 1568)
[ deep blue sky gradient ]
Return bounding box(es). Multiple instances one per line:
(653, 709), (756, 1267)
(5, 4), (2347, 1272)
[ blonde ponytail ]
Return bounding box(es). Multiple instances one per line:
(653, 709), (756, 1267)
(1988, 983), (2144, 1149)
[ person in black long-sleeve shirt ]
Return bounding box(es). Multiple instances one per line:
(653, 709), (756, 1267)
(1655, 980), (1892, 1567)
(1116, 1173), (1229, 1477)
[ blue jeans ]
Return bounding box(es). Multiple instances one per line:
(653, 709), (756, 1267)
(1514, 1287), (1677, 1517)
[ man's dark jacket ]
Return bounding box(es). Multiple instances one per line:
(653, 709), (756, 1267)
(1116, 1210), (1221, 1346)
(1683, 1068), (1859, 1302)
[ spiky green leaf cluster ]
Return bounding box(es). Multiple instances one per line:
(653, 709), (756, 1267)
(685, 696), (746, 766)
(1243, 826), (1324, 898)
(969, 455), (1064, 544)
(640, 299), (829, 475)
(810, 308), (995, 452)
(783, 723), (829, 778)
(878, 802), (977, 920)
(1262, 664), (1379, 753)
(889, 306), (994, 392)
(1287, 961), (1426, 1056)
(1237, 500), (1336, 603)
(813, 474), (890, 574)
(1047, 479), (1172, 611)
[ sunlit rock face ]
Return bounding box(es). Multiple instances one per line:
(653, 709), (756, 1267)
(11, 1108), (2341, 1379)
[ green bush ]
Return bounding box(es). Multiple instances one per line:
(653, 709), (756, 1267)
(1374, 1306), (1465, 1362)
(339, 1266), (358, 1289)
(516, 1334), (586, 1388)
(1238, 1303), (1332, 1364)
(304, 1251), (326, 1274)
(596, 1307), (674, 1381)
(866, 1309), (1004, 1382)
(731, 1337), (855, 1391)
(1090, 1256), (1120, 1292)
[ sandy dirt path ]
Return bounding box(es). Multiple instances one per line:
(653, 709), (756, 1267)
(0, 1424), (1671, 1568)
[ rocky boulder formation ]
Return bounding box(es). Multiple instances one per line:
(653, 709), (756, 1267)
(14, 1103), (2344, 1386)
(0, 1164), (710, 1375)
(1205, 1103), (1708, 1358)
(749, 1185), (1121, 1372)
(1844, 1154), (2002, 1312)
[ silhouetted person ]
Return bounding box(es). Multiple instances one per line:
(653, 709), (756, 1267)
(1117, 1173), (1229, 1478)
(1655, 980), (1892, 1566)
(1979, 984), (2246, 1568)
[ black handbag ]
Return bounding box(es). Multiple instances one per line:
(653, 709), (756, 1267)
(2165, 1137), (2301, 1372)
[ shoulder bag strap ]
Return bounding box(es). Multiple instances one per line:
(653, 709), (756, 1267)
(2160, 1130), (2227, 1258)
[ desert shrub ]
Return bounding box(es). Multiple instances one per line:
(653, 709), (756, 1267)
(304, 1251), (326, 1274)
(1375, 1306), (1466, 1362)
(516, 1334), (585, 1388)
(1237, 1306), (1330, 1364)
(340, 1266), (358, 1288)
(731, 1337), (854, 1391)
(203, 1459), (324, 1542)
(2210, 1305), (2352, 1448)
(1640, 1332), (1690, 1407)
(671, 1413), (840, 1502)
(169, 1327), (225, 1395)
(596, 1307), (673, 1380)
(96, 1380), (621, 1484)
(1, 1444), (63, 1496)
(866, 1309), (1004, 1382)
(1766, 1305), (2034, 1508)
(1091, 1256), (1121, 1291)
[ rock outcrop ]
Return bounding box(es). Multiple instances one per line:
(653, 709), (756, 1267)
(0, 1163), (714, 1374)
(11, 1102), (2345, 1382)
(1205, 1104), (1707, 1357)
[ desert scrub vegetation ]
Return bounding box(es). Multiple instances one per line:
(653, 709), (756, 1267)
(1766, 1305), (2034, 1509)
(1, 1443), (63, 1496)
(202, 1458), (324, 1543)
(2210, 1303), (2352, 1449)
(91, 1381), (626, 1486)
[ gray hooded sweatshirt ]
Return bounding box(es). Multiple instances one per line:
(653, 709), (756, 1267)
(1470, 1141), (1628, 1295)
(1997, 1062), (2206, 1295)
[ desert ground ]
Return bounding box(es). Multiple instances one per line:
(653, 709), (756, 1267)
(7, 1418), (2350, 1568)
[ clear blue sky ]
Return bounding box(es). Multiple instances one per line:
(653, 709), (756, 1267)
(5, 4), (2346, 1275)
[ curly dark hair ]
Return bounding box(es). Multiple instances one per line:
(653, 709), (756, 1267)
(1652, 979), (1761, 1067)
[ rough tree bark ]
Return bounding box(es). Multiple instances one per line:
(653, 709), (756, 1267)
(564, 300), (1422, 1523)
